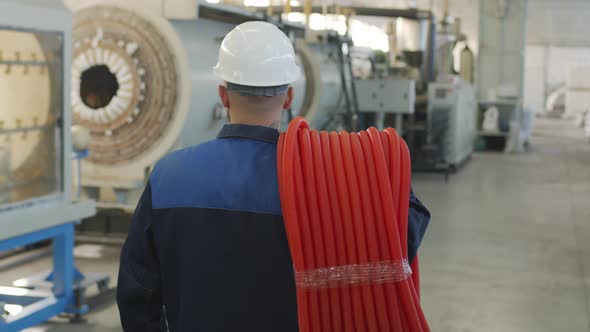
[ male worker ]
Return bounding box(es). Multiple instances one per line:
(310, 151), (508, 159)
(117, 21), (430, 332)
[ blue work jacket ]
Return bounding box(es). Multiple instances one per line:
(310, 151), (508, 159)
(117, 124), (430, 332)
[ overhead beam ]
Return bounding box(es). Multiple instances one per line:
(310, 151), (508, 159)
(261, 5), (433, 20)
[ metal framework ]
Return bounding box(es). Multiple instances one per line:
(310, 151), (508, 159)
(0, 224), (76, 331)
(0, 1), (103, 330)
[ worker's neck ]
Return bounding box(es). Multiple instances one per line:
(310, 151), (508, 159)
(229, 110), (282, 129)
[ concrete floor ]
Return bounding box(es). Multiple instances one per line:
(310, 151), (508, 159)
(0, 117), (588, 331)
(417, 118), (590, 332)
(0, 245), (123, 332)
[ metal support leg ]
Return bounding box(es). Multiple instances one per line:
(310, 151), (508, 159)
(76, 159), (81, 200)
(395, 114), (404, 135)
(52, 224), (74, 299)
(51, 224), (89, 320)
(375, 112), (385, 131)
(0, 224), (78, 331)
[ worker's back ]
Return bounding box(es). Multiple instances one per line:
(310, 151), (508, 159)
(117, 124), (298, 331)
(118, 21), (430, 332)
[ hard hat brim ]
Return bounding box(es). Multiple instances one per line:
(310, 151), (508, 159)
(213, 64), (301, 87)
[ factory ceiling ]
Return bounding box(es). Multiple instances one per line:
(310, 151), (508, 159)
(221, 0), (590, 47)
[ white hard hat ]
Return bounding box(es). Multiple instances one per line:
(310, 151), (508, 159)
(213, 21), (300, 87)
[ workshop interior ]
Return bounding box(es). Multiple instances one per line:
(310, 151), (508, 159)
(1, 0), (589, 331)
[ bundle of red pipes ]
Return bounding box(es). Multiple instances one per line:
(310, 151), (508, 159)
(277, 117), (429, 332)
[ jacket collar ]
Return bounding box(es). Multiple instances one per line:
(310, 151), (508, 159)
(217, 124), (279, 144)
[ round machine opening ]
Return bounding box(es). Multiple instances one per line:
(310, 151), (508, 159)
(80, 65), (119, 109)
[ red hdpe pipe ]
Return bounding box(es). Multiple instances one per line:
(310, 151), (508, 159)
(278, 117), (429, 331)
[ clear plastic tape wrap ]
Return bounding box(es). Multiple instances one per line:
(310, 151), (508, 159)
(295, 260), (412, 290)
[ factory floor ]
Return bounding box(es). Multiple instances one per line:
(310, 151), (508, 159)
(0, 116), (588, 331)
(418, 117), (590, 331)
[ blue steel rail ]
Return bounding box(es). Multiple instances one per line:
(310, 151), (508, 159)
(0, 223), (82, 331)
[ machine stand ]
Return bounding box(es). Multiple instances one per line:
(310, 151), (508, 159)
(0, 223), (109, 331)
(15, 268), (110, 322)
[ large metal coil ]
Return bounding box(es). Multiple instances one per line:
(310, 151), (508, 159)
(72, 6), (178, 165)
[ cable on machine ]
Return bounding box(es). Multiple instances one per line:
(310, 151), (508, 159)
(278, 117), (429, 332)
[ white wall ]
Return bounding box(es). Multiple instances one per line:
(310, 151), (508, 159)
(524, 46), (546, 112)
(527, 0), (590, 47)
(523, 45), (590, 112)
(546, 47), (590, 86)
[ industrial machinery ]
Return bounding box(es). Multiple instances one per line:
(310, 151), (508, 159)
(355, 78), (416, 132)
(264, 3), (477, 175)
(425, 76), (476, 170)
(398, 9), (476, 174)
(64, 0), (478, 212)
(380, 7), (475, 174)
(262, 3), (478, 176)
(63, 0), (343, 210)
(0, 0), (104, 330)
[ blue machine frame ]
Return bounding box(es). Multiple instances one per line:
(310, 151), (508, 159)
(0, 150), (104, 331)
(0, 152), (103, 331)
(0, 1), (102, 328)
(0, 223), (77, 331)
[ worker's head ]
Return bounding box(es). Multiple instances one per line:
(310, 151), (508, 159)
(213, 21), (300, 127)
(217, 83), (293, 126)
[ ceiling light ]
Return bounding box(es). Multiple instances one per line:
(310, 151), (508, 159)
(206, 0), (220, 3)
(286, 12), (305, 22)
(243, 0), (271, 7)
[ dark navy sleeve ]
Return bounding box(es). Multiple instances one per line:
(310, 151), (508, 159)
(117, 183), (162, 332)
(407, 189), (430, 264)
